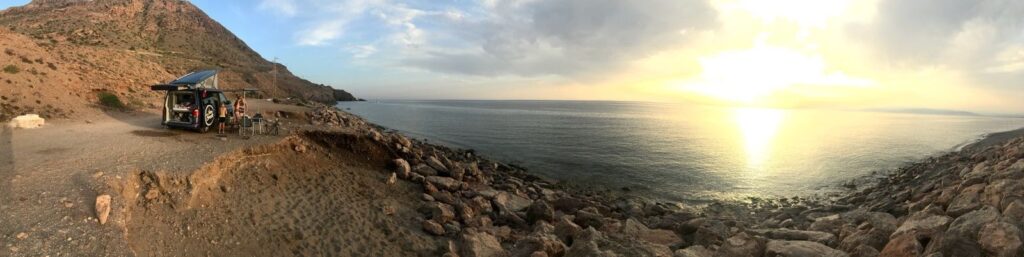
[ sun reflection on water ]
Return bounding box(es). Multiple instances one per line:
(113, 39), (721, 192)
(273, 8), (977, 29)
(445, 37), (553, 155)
(733, 108), (785, 171)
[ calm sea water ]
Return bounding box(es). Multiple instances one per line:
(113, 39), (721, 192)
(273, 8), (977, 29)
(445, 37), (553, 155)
(337, 100), (1023, 202)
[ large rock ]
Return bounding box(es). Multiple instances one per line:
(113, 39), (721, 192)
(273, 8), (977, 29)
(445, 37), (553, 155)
(717, 232), (764, 257)
(879, 233), (922, 257)
(415, 164), (439, 176)
(494, 192), (533, 213)
(554, 216), (583, 244)
(924, 207), (999, 256)
(429, 202), (457, 223)
(978, 222), (1023, 257)
(393, 159), (411, 179)
(680, 218), (729, 247)
(891, 212), (951, 239)
(95, 195), (111, 225)
(621, 218), (683, 247)
(527, 200), (555, 224)
(427, 176), (462, 191)
(423, 220), (446, 236)
(428, 156), (449, 173)
(470, 196), (494, 215)
(564, 228), (617, 257)
(511, 234), (567, 257)
(8, 114), (44, 129)
(674, 245), (714, 257)
(764, 240), (849, 257)
(573, 209), (606, 230)
(755, 229), (836, 246)
(946, 184), (985, 217)
(461, 231), (508, 257)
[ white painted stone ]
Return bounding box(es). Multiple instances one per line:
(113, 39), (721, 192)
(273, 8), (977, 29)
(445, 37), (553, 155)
(8, 114), (44, 129)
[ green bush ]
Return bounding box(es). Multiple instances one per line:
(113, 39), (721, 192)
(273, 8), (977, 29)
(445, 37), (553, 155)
(98, 92), (126, 109)
(2, 65), (19, 74)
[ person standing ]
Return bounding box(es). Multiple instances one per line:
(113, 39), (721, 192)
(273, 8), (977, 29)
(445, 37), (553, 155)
(218, 102), (228, 135)
(233, 95), (247, 122)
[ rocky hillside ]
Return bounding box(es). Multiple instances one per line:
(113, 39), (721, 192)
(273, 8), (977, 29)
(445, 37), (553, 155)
(0, 0), (354, 120)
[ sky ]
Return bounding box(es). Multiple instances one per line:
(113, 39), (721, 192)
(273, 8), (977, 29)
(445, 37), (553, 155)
(2, 0), (1024, 112)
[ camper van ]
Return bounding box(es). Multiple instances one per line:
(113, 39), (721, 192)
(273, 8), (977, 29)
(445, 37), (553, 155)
(150, 70), (231, 132)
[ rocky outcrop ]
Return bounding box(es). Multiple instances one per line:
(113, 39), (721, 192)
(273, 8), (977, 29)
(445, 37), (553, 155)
(333, 89), (359, 102)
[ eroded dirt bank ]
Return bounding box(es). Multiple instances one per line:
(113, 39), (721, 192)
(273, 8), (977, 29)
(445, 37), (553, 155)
(118, 131), (441, 256)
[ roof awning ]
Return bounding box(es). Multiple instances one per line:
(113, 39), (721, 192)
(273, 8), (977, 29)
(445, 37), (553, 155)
(170, 70), (219, 85)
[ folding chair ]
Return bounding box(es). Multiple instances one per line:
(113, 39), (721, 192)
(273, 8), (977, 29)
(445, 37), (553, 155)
(238, 115), (255, 137)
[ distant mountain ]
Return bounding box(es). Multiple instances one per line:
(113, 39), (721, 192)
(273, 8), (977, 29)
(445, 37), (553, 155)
(864, 108), (980, 117)
(0, 0), (355, 119)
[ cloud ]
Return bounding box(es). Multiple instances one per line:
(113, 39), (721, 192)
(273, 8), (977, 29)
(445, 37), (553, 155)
(296, 20), (344, 46)
(404, 0), (718, 78)
(860, 0), (1024, 71)
(258, 0), (297, 17)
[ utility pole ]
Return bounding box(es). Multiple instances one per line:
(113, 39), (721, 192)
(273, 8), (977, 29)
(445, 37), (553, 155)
(272, 57), (279, 97)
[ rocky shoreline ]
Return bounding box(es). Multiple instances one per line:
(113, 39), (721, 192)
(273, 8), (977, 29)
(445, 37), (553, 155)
(308, 104), (1024, 257)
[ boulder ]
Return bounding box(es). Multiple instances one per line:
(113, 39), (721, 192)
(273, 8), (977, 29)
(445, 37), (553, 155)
(891, 212), (951, 239)
(674, 245), (714, 257)
(1003, 199), (1024, 221)
(554, 216), (583, 244)
(470, 196), (494, 215)
(427, 176), (462, 191)
(764, 240), (849, 257)
(924, 207), (999, 257)
(946, 184), (985, 217)
(552, 197), (589, 213)
(564, 228), (617, 257)
(386, 172), (397, 185)
(415, 164), (439, 176)
(494, 192), (533, 213)
(461, 231), (508, 257)
(621, 218), (683, 247)
(95, 195), (111, 225)
(717, 232), (764, 257)
(879, 233), (922, 257)
(526, 200), (555, 224)
(680, 218), (729, 247)
(573, 209), (606, 229)
(429, 202), (457, 223)
(393, 159), (411, 178)
(423, 220), (446, 236)
(511, 234), (567, 257)
(428, 156), (449, 173)
(431, 191), (458, 205)
(754, 229), (837, 246)
(848, 244), (880, 257)
(978, 222), (1023, 257)
(8, 114), (44, 129)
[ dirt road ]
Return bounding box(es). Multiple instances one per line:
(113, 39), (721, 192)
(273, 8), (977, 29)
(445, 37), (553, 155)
(0, 103), (304, 256)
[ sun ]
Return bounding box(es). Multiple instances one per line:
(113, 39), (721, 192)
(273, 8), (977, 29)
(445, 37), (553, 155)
(675, 43), (873, 105)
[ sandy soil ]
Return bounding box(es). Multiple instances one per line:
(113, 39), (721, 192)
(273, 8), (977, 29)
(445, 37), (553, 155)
(0, 101), (440, 256)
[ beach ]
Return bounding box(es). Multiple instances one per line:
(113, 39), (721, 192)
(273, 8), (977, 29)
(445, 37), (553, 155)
(0, 102), (1021, 256)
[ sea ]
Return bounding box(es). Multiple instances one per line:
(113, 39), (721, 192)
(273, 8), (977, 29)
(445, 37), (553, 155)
(337, 100), (1024, 202)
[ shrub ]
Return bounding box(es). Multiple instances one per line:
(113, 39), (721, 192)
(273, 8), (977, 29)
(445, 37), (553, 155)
(3, 48), (13, 56)
(97, 92), (126, 109)
(2, 65), (19, 74)
(47, 62), (57, 70)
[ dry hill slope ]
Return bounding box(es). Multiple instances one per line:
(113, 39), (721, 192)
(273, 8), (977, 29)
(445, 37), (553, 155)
(0, 0), (357, 120)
